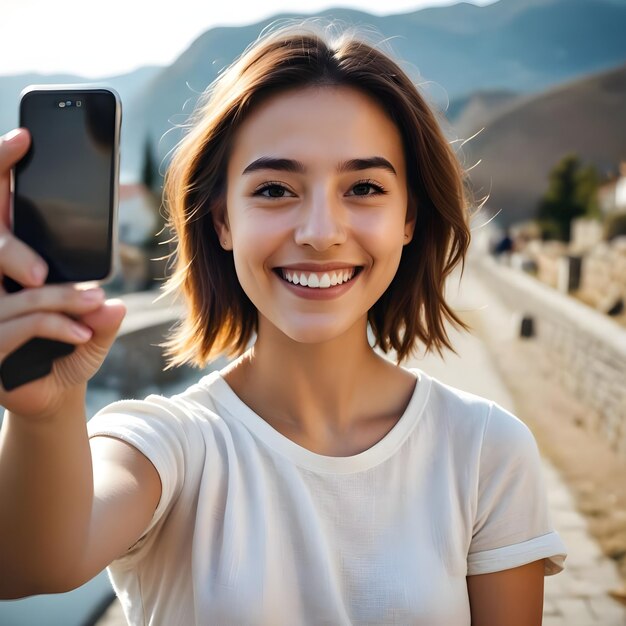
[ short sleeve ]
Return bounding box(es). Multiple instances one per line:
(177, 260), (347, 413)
(87, 395), (189, 551)
(467, 403), (568, 576)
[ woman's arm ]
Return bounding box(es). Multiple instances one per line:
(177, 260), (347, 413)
(466, 559), (545, 626)
(0, 408), (161, 598)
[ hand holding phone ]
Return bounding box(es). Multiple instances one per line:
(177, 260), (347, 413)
(0, 128), (127, 416)
(0, 86), (127, 400)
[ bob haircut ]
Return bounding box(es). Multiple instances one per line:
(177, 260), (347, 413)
(160, 20), (476, 368)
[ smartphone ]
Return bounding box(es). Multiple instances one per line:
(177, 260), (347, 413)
(0, 85), (122, 391)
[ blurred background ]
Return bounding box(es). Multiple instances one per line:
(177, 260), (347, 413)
(1, 0), (626, 623)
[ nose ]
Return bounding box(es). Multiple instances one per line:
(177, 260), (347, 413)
(293, 191), (347, 250)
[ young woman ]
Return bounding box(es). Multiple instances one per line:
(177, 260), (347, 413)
(0, 22), (567, 625)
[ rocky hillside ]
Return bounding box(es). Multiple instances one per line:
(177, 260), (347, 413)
(455, 62), (626, 227)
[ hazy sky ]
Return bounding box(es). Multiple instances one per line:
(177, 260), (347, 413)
(3, 0), (496, 78)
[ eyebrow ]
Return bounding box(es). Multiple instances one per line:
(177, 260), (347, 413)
(241, 156), (397, 176)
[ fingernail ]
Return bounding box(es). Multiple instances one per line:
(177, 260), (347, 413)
(80, 287), (105, 301)
(4, 129), (23, 144)
(73, 324), (92, 340)
(31, 263), (47, 282)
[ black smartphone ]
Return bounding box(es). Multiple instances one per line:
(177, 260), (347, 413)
(0, 85), (122, 391)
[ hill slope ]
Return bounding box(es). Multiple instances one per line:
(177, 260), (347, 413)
(1, 0), (624, 184)
(126, 0), (626, 177)
(457, 62), (626, 227)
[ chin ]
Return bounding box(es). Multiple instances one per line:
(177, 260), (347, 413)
(266, 314), (365, 346)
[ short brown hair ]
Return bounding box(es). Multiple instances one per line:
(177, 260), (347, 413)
(160, 20), (475, 368)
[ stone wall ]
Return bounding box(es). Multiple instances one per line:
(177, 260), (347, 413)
(574, 237), (626, 322)
(509, 232), (626, 324)
(474, 255), (626, 459)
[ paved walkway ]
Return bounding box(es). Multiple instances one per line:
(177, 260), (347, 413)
(97, 260), (626, 625)
(402, 258), (626, 625)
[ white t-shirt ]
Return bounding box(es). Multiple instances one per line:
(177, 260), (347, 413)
(87, 367), (567, 625)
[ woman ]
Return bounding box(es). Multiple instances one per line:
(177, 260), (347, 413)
(0, 22), (567, 625)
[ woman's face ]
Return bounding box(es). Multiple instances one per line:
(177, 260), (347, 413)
(220, 85), (414, 345)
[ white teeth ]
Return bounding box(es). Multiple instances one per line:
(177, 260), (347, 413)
(280, 268), (357, 288)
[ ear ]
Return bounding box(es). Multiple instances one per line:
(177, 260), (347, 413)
(403, 216), (416, 245)
(212, 207), (233, 251)
(404, 193), (417, 245)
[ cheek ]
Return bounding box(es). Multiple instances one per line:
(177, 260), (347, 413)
(233, 212), (290, 251)
(228, 211), (289, 281)
(356, 211), (406, 256)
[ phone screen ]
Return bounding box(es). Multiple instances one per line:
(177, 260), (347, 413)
(14, 88), (119, 283)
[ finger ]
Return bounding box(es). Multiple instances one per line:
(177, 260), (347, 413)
(74, 299), (127, 352)
(0, 312), (94, 360)
(0, 285), (106, 324)
(0, 128), (45, 289)
(0, 129), (31, 229)
(0, 229), (48, 290)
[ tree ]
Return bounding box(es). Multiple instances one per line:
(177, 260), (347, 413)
(536, 154), (600, 241)
(140, 135), (168, 249)
(141, 135), (159, 195)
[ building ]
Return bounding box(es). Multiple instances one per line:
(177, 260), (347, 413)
(118, 183), (159, 246)
(111, 183), (161, 291)
(598, 162), (626, 215)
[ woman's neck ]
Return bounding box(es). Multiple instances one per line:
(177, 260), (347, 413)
(221, 316), (416, 447)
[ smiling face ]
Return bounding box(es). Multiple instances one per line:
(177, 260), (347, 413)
(218, 85), (414, 346)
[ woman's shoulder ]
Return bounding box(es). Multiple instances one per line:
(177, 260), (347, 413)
(87, 370), (232, 438)
(409, 367), (532, 446)
(410, 367), (493, 421)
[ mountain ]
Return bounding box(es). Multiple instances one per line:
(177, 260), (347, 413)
(128, 0), (626, 179)
(120, 20), (269, 185)
(1, 0), (625, 184)
(447, 89), (521, 136)
(457, 62), (626, 228)
(377, 0), (626, 97)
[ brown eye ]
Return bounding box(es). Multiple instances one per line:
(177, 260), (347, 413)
(349, 180), (387, 197)
(266, 185), (286, 198)
(353, 183), (372, 196)
(254, 183), (293, 198)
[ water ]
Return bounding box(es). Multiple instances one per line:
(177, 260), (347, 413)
(0, 370), (215, 626)
(0, 572), (113, 626)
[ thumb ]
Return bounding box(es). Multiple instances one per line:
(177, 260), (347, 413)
(79, 299), (127, 352)
(0, 128), (31, 227)
(51, 299), (126, 390)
